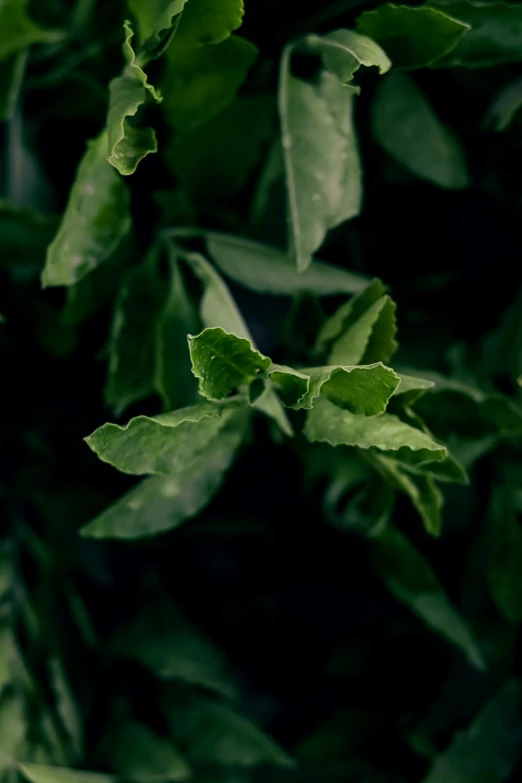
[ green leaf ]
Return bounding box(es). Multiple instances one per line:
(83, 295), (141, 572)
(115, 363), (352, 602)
(81, 411), (246, 539)
(372, 71), (469, 190)
(19, 766), (114, 783)
(488, 490), (522, 625)
(316, 279), (398, 366)
(421, 680), (522, 783)
(372, 526), (485, 668)
(178, 250), (293, 436)
(393, 373), (435, 405)
(41, 133), (131, 287)
(272, 363), (399, 415)
(109, 602), (237, 697)
(86, 401), (241, 475)
(189, 328), (271, 401)
(112, 722), (190, 782)
(104, 256), (166, 415)
(356, 4), (470, 69)
(49, 659), (83, 762)
(305, 29), (391, 87)
(165, 95), (272, 200)
(0, 0), (60, 62)
(431, 0), (522, 68)
(127, 0), (187, 47)
(484, 76), (522, 131)
(106, 21), (162, 176)
(154, 258), (199, 411)
(180, 251), (251, 340)
(369, 452), (445, 535)
(163, 36), (258, 130)
(169, 0), (244, 47)
(162, 688), (294, 768)
(279, 66), (361, 273)
(305, 398), (447, 467)
(0, 51), (26, 121)
(205, 232), (369, 295)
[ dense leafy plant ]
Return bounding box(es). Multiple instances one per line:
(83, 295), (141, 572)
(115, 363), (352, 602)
(2, 0), (522, 780)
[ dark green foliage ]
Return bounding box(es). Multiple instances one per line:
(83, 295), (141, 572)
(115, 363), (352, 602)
(2, 1), (522, 782)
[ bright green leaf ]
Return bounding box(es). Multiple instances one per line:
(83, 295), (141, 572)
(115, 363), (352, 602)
(170, 0), (244, 47)
(188, 328), (271, 401)
(113, 722), (190, 782)
(19, 766), (114, 783)
(86, 400), (241, 475)
(372, 71), (469, 189)
(41, 133), (131, 287)
(109, 602), (237, 697)
(421, 680), (522, 783)
(127, 0), (187, 47)
(432, 0), (522, 68)
(162, 688), (294, 768)
(305, 398), (447, 467)
(106, 21), (162, 175)
(356, 4), (470, 69)
(163, 36), (258, 130)
(205, 232), (369, 295)
(81, 411), (246, 539)
(372, 526), (485, 668)
(271, 363), (399, 414)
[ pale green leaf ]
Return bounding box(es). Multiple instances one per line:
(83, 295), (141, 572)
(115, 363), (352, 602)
(42, 133), (131, 287)
(180, 251), (251, 340)
(372, 71), (469, 189)
(393, 373), (435, 405)
(127, 0), (187, 47)
(81, 412), (246, 539)
(279, 64), (363, 272)
(0, 0), (60, 62)
(86, 401), (241, 475)
(271, 363), (399, 414)
(107, 21), (162, 175)
(109, 602), (237, 697)
(316, 278), (386, 349)
(372, 526), (485, 668)
(104, 257), (166, 415)
(432, 0), (522, 68)
(154, 258), (199, 411)
(305, 398), (447, 467)
(163, 36), (257, 129)
(163, 689), (294, 768)
(20, 766), (114, 783)
(113, 722), (190, 782)
(166, 96), (272, 199)
(189, 328), (271, 401)
(305, 28), (391, 86)
(356, 4), (470, 69)
(421, 680), (522, 783)
(205, 233), (368, 295)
